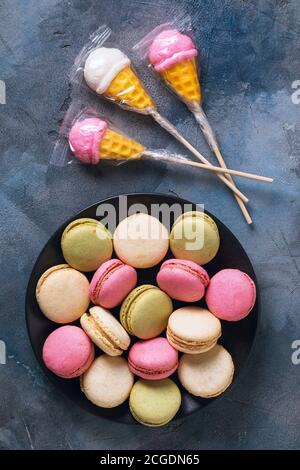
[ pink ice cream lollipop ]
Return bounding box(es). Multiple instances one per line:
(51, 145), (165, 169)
(68, 117), (145, 164)
(149, 29), (252, 224)
(149, 29), (201, 104)
(67, 118), (270, 189)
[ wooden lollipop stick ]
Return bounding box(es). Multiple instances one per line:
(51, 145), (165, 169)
(189, 102), (252, 224)
(142, 151), (273, 183)
(148, 108), (249, 203)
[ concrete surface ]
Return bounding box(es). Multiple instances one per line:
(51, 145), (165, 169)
(0, 0), (300, 450)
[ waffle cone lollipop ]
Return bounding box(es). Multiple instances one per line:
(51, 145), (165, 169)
(161, 58), (201, 104)
(149, 30), (201, 105)
(149, 30), (252, 224)
(67, 117), (273, 187)
(69, 118), (145, 163)
(84, 48), (154, 111)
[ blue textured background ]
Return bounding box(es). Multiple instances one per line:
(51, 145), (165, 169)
(0, 0), (300, 449)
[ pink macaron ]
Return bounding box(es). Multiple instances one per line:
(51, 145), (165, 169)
(156, 259), (209, 302)
(42, 325), (95, 378)
(128, 337), (178, 380)
(89, 259), (137, 309)
(205, 269), (256, 321)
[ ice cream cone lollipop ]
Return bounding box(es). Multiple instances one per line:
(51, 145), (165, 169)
(84, 48), (154, 112)
(69, 118), (145, 163)
(149, 30), (252, 224)
(68, 118), (273, 186)
(149, 29), (201, 104)
(83, 47), (251, 202)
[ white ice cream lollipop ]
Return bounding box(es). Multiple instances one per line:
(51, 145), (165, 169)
(84, 47), (131, 94)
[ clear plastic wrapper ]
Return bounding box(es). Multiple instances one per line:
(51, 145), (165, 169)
(50, 103), (273, 191)
(70, 25), (155, 115)
(50, 99), (146, 167)
(133, 15), (201, 107)
(133, 16), (253, 224)
(67, 24), (252, 205)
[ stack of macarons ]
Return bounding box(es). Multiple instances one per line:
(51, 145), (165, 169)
(36, 211), (256, 426)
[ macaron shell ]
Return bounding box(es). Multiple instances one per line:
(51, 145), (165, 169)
(170, 211), (220, 265)
(89, 259), (137, 308)
(113, 213), (169, 268)
(80, 306), (130, 356)
(129, 378), (181, 426)
(36, 264), (90, 324)
(61, 218), (113, 272)
(120, 285), (173, 339)
(206, 269), (256, 321)
(167, 306), (221, 354)
(157, 259), (209, 302)
(128, 337), (178, 380)
(178, 345), (234, 398)
(81, 355), (134, 408)
(70, 347), (95, 378)
(42, 325), (95, 378)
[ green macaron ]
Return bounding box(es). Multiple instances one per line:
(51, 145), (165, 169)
(120, 285), (173, 339)
(61, 218), (113, 272)
(129, 378), (181, 427)
(170, 211), (220, 265)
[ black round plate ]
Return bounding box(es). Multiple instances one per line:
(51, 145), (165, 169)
(26, 193), (259, 424)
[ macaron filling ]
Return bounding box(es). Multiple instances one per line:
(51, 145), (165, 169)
(83, 312), (126, 354)
(120, 285), (154, 334)
(167, 328), (218, 352)
(160, 261), (209, 286)
(128, 359), (178, 378)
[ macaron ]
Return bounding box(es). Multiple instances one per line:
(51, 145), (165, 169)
(89, 259), (137, 308)
(170, 211), (220, 265)
(128, 337), (178, 380)
(120, 285), (173, 339)
(61, 218), (113, 272)
(81, 355), (134, 408)
(206, 269), (256, 321)
(80, 306), (130, 356)
(167, 306), (221, 354)
(42, 325), (95, 378)
(178, 344), (234, 398)
(129, 378), (181, 426)
(113, 213), (169, 268)
(36, 264), (90, 323)
(157, 258), (209, 302)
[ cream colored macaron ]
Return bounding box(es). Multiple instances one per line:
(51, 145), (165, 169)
(81, 355), (134, 408)
(167, 306), (221, 354)
(36, 264), (90, 323)
(113, 213), (169, 268)
(178, 344), (234, 398)
(80, 306), (130, 356)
